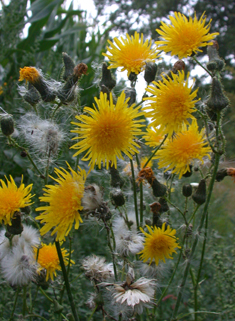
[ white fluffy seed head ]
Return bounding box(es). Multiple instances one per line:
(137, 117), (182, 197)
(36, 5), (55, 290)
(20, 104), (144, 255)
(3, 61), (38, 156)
(81, 184), (103, 212)
(82, 255), (114, 282)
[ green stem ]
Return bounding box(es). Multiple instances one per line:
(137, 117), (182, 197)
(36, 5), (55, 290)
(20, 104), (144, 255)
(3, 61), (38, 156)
(143, 135), (167, 169)
(171, 152), (220, 319)
(24, 314), (48, 321)
(44, 150), (51, 185)
(130, 158), (139, 229)
(55, 241), (79, 321)
(8, 137), (45, 178)
(164, 196), (186, 223)
(188, 205), (200, 225)
(51, 102), (62, 119)
(87, 305), (98, 321)
(176, 311), (220, 320)
(39, 287), (53, 302)
(194, 207), (209, 321)
(103, 220), (118, 281)
(74, 155), (79, 171)
(192, 56), (213, 78)
(9, 287), (20, 321)
(136, 154), (144, 226)
(23, 285), (27, 316)
(155, 234), (186, 311)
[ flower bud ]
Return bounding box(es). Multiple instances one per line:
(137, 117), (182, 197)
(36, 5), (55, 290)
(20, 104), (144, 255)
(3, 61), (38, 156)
(109, 164), (125, 188)
(128, 72), (138, 82)
(99, 62), (116, 90)
(159, 197), (169, 213)
(207, 41), (225, 72)
(124, 87), (136, 106)
(144, 62), (158, 84)
(6, 211), (23, 235)
(53, 300), (64, 314)
(110, 188), (125, 207)
(182, 165), (193, 177)
(62, 52), (75, 81)
(151, 178), (167, 197)
(1, 114), (14, 136)
(182, 184), (193, 197)
(206, 77), (229, 112)
(192, 179), (206, 205)
(206, 106), (217, 121)
(215, 168), (228, 182)
(23, 83), (41, 106)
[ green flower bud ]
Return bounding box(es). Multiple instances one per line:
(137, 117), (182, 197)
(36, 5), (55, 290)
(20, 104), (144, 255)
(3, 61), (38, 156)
(1, 114), (14, 136)
(109, 165), (125, 188)
(159, 197), (169, 213)
(23, 83), (40, 106)
(53, 300), (63, 314)
(206, 77), (229, 112)
(62, 52), (75, 81)
(110, 188), (125, 207)
(192, 179), (206, 205)
(152, 178), (167, 197)
(144, 62), (158, 84)
(215, 168), (228, 182)
(99, 62), (116, 90)
(182, 184), (193, 197)
(6, 211), (23, 235)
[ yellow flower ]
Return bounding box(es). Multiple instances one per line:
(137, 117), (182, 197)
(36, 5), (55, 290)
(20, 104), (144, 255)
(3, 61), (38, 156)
(36, 164), (86, 242)
(71, 91), (144, 170)
(143, 127), (165, 148)
(156, 12), (219, 59)
(144, 71), (199, 136)
(156, 120), (211, 179)
(35, 243), (74, 281)
(0, 176), (33, 225)
(103, 32), (158, 76)
(139, 223), (180, 265)
(19, 67), (40, 83)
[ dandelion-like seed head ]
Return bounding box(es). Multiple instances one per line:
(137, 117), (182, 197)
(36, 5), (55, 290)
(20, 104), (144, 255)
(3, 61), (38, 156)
(71, 92), (144, 170)
(19, 67), (40, 83)
(103, 32), (159, 76)
(82, 255), (114, 282)
(0, 176), (33, 225)
(156, 120), (211, 179)
(139, 223), (181, 265)
(36, 164), (86, 242)
(156, 12), (219, 59)
(35, 243), (72, 281)
(144, 71), (199, 136)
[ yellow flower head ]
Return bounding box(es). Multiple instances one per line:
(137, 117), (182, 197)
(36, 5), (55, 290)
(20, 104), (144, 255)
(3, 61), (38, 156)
(71, 91), (144, 170)
(156, 12), (219, 59)
(0, 176), (33, 225)
(144, 71), (199, 136)
(143, 126), (165, 148)
(35, 243), (74, 281)
(156, 120), (211, 179)
(103, 32), (159, 76)
(139, 223), (181, 265)
(36, 164), (86, 242)
(19, 67), (40, 83)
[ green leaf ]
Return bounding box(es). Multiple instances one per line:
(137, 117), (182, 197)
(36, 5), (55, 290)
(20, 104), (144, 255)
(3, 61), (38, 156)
(28, 0), (64, 23)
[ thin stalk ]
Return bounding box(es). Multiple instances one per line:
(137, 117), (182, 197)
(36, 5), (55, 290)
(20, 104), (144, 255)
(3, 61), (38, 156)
(130, 159), (139, 229)
(24, 314), (48, 321)
(8, 137), (45, 178)
(23, 285), (27, 316)
(176, 311), (220, 320)
(44, 150), (51, 185)
(188, 205), (200, 225)
(55, 241), (79, 321)
(39, 287), (53, 302)
(74, 155), (79, 171)
(192, 56), (213, 78)
(9, 287), (20, 321)
(194, 208), (209, 321)
(155, 234), (186, 311)
(164, 196), (186, 224)
(61, 314), (69, 321)
(60, 237), (73, 305)
(171, 152), (220, 320)
(51, 102), (62, 119)
(136, 154), (144, 225)
(143, 135), (167, 168)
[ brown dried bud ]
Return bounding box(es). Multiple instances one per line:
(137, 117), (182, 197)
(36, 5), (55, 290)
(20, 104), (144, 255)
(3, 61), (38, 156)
(215, 168), (228, 182)
(73, 63), (88, 78)
(172, 60), (185, 72)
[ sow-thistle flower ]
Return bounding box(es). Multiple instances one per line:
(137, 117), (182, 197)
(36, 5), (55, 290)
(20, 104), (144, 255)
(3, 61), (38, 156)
(35, 243), (73, 281)
(143, 126), (165, 148)
(0, 176), (33, 225)
(156, 12), (219, 59)
(71, 92), (144, 170)
(144, 71), (199, 136)
(139, 223), (181, 265)
(156, 120), (211, 179)
(36, 164), (86, 242)
(103, 32), (158, 76)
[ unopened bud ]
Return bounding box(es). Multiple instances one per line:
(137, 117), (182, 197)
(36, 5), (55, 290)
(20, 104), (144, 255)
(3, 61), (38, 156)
(109, 164), (125, 188)
(144, 62), (158, 84)
(182, 184), (193, 197)
(128, 72), (138, 82)
(53, 300), (63, 314)
(6, 211), (23, 235)
(192, 179), (206, 205)
(1, 114), (14, 136)
(182, 165), (193, 177)
(206, 77), (229, 112)
(99, 62), (116, 90)
(207, 41), (225, 72)
(159, 197), (169, 213)
(62, 52), (75, 81)
(152, 178), (167, 197)
(215, 168), (228, 182)
(124, 87), (136, 106)
(23, 83), (41, 106)
(110, 188), (125, 207)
